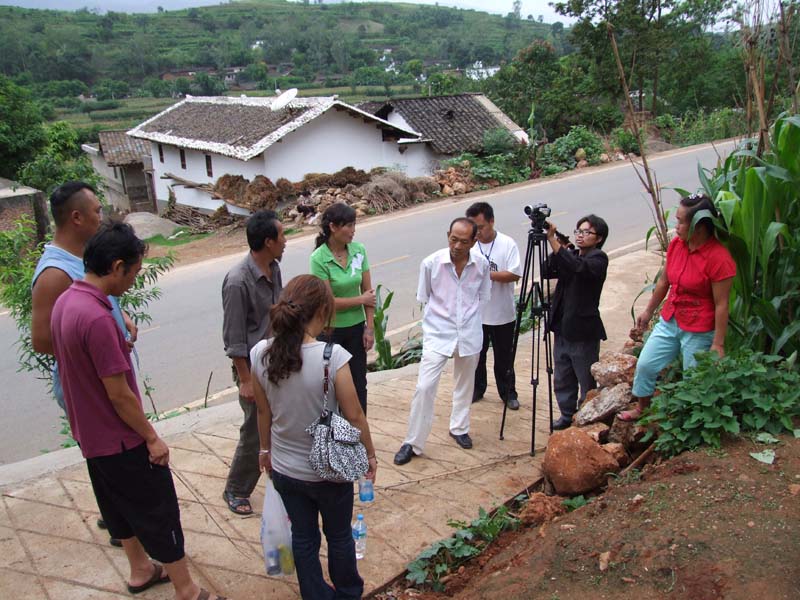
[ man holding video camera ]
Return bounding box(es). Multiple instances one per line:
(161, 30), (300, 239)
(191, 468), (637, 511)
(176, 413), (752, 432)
(544, 215), (609, 430)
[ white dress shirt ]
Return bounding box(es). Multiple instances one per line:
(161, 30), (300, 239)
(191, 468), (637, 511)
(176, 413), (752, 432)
(416, 247), (491, 357)
(475, 230), (521, 326)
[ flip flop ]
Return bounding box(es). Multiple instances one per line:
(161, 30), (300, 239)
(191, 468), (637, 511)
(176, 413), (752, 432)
(127, 562), (170, 594)
(198, 588), (228, 600)
(617, 407), (642, 422)
(223, 491), (253, 516)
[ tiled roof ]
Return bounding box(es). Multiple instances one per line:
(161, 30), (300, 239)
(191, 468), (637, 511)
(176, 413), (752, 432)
(97, 130), (150, 166)
(128, 95), (421, 161)
(358, 93), (526, 155)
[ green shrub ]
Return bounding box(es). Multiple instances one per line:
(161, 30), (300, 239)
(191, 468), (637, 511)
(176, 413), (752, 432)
(539, 125), (605, 172)
(481, 127), (519, 155)
(79, 100), (122, 113)
(445, 152), (530, 185)
(611, 127), (639, 155)
(642, 349), (800, 457)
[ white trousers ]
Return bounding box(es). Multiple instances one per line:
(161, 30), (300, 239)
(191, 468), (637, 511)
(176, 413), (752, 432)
(403, 348), (480, 455)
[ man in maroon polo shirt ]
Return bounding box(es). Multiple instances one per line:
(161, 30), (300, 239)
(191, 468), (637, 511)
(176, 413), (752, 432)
(51, 222), (227, 600)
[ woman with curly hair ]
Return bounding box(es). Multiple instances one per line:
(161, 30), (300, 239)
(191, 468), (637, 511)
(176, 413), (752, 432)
(251, 274), (377, 600)
(619, 194), (736, 421)
(309, 203), (375, 414)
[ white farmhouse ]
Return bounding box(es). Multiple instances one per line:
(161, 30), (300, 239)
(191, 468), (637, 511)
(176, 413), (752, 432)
(127, 95), (436, 212)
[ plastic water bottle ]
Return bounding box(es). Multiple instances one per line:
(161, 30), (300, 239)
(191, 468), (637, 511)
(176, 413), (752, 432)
(352, 514), (367, 559)
(358, 478), (374, 502)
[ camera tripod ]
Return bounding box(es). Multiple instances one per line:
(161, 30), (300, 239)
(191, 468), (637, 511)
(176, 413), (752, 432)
(499, 224), (555, 455)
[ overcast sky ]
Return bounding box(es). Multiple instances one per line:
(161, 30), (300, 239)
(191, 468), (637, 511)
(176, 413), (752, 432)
(2, 1), (571, 24)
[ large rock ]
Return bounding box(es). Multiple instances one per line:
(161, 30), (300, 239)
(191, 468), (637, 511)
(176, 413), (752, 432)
(601, 442), (630, 467)
(574, 383), (632, 426)
(608, 413), (649, 451)
(577, 421), (610, 443)
(543, 428), (620, 495)
(591, 352), (638, 387)
(124, 213), (179, 240)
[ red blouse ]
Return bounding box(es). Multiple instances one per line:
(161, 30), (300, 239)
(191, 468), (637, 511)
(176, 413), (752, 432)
(660, 236), (736, 332)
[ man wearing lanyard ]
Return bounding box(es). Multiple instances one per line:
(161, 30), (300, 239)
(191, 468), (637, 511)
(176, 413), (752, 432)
(394, 218), (491, 465)
(465, 202), (522, 410)
(221, 210), (286, 515)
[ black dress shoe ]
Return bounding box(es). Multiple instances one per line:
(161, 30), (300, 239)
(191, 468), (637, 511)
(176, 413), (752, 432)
(394, 444), (415, 465)
(505, 397), (520, 411)
(552, 416), (572, 431)
(449, 432), (473, 449)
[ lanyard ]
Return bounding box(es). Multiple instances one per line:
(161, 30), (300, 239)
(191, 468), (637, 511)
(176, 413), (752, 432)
(477, 238), (495, 262)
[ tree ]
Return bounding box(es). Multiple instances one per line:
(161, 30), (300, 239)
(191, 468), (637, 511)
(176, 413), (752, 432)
(0, 75), (47, 179)
(16, 121), (102, 196)
(192, 72), (226, 96)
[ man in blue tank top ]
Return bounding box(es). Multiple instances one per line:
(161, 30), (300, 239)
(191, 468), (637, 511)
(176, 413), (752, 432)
(30, 181), (138, 547)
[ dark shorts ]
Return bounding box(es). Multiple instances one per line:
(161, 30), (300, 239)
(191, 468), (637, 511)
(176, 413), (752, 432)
(86, 443), (185, 564)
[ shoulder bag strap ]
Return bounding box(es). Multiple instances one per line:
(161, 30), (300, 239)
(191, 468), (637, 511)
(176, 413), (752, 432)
(322, 341), (334, 412)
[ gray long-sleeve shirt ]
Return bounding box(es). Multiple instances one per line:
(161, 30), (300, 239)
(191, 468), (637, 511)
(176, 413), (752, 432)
(222, 253), (282, 359)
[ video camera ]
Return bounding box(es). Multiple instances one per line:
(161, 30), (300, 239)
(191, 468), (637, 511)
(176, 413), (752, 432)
(524, 203), (551, 232)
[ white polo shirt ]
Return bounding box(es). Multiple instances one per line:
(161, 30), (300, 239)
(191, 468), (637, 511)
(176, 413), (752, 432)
(417, 247), (492, 357)
(474, 230), (521, 326)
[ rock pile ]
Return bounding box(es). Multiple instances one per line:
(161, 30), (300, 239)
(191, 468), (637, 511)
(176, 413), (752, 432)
(543, 351), (647, 496)
(433, 163), (483, 196)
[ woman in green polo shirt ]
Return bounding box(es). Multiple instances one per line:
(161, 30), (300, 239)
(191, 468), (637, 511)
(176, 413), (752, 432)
(309, 203), (375, 414)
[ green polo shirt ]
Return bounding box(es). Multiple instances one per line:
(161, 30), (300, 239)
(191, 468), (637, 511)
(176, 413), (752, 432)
(309, 241), (370, 328)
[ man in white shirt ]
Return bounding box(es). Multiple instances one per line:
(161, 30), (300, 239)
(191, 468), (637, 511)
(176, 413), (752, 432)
(394, 218), (492, 465)
(465, 202), (522, 410)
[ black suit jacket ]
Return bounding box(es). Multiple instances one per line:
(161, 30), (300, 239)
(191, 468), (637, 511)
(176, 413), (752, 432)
(544, 247), (608, 342)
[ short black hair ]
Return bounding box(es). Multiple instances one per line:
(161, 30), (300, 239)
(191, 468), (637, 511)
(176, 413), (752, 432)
(465, 202), (494, 221)
(246, 209), (280, 251)
(50, 181), (95, 227)
(577, 214), (609, 249)
(449, 217), (477, 239)
(84, 222), (146, 276)
(680, 193), (717, 235)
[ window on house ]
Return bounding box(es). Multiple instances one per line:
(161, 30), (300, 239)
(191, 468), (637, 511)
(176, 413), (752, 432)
(205, 154), (213, 177)
(113, 167), (118, 179)
(180, 149), (186, 169)
(158, 144), (164, 163)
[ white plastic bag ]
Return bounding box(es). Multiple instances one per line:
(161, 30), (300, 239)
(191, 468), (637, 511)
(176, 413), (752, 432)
(260, 477), (294, 576)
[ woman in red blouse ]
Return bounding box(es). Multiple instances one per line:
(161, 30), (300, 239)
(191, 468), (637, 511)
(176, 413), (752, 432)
(619, 194), (736, 421)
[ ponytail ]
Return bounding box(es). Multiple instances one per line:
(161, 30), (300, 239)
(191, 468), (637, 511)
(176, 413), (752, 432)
(314, 203), (357, 249)
(265, 275), (334, 384)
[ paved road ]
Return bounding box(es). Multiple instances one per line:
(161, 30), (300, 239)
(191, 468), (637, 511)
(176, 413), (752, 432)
(0, 140), (736, 463)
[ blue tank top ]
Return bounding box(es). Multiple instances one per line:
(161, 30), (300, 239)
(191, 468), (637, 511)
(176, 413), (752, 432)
(33, 244), (129, 409)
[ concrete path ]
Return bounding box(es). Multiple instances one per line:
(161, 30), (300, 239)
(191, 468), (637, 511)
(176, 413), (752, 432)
(0, 249), (662, 599)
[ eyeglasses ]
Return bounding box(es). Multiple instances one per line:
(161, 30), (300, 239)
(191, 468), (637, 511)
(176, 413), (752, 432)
(573, 229), (597, 237)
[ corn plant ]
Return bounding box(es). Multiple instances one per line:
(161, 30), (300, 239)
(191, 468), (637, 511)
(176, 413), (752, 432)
(693, 114), (800, 356)
(373, 284), (396, 371)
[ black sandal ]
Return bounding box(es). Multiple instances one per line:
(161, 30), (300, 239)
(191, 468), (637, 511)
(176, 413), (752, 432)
(127, 562), (170, 594)
(222, 491), (253, 516)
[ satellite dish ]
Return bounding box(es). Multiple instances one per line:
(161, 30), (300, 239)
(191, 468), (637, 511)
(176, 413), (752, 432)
(271, 88), (298, 112)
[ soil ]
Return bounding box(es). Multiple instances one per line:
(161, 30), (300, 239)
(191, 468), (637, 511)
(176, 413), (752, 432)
(376, 434), (800, 600)
(146, 223), (253, 266)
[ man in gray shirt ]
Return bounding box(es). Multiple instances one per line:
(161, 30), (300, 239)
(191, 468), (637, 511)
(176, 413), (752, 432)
(222, 210), (286, 515)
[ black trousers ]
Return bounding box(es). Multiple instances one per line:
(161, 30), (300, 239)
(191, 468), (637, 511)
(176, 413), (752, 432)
(474, 321), (517, 402)
(323, 322), (368, 415)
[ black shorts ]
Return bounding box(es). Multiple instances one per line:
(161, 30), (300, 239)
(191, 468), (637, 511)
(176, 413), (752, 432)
(86, 443), (185, 564)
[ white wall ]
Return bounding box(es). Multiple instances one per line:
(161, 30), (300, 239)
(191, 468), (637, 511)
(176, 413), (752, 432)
(86, 151), (130, 212)
(150, 142), (258, 213)
(261, 109), (436, 181)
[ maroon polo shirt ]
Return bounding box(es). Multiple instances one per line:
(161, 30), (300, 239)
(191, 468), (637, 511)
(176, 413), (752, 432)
(661, 236), (736, 332)
(51, 280), (144, 458)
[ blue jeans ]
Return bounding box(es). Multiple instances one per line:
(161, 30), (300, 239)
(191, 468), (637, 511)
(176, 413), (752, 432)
(271, 471), (363, 600)
(632, 317), (715, 397)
